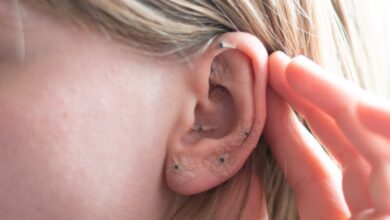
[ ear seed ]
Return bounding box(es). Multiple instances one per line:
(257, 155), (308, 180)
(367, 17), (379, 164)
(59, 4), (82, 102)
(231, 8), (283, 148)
(166, 153), (196, 185)
(240, 129), (251, 139)
(219, 41), (236, 49)
(192, 123), (213, 133)
(203, 148), (237, 180)
(217, 154), (227, 165)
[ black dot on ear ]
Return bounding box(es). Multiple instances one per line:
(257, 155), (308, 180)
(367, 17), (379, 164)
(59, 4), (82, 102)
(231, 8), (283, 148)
(174, 164), (179, 170)
(218, 156), (225, 164)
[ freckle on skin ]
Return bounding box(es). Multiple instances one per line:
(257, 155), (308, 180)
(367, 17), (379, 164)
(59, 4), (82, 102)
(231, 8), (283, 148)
(62, 112), (67, 118)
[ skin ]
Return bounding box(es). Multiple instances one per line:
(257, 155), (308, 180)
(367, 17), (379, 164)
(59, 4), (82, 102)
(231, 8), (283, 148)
(265, 52), (390, 220)
(0, 2), (190, 219)
(0, 2), (268, 219)
(1, 1), (390, 220)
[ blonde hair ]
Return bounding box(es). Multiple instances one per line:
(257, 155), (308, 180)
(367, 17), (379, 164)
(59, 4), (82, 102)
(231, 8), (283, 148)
(34, 0), (390, 219)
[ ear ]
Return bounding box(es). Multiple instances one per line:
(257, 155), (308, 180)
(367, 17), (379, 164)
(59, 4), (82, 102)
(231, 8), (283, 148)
(165, 32), (268, 195)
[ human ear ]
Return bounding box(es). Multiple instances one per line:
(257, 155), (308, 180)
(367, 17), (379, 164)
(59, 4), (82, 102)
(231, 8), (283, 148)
(165, 32), (268, 195)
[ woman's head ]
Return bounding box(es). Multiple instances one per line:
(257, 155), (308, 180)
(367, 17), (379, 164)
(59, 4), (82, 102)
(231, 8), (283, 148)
(1, 0), (385, 219)
(1, 1), (270, 219)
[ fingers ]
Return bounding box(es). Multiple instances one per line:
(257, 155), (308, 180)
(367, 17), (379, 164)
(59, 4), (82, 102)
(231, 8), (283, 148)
(267, 51), (311, 115)
(370, 162), (390, 214)
(284, 56), (390, 164)
(357, 98), (390, 140)
(351, 209), (390, 220)
(284, 55), (362, 120)
(269, 52), (372, 213)
(342, 157), (372, 213)
(264, 88), (349, 220)
(268, 52), (359, 166)
(268, 52), (390, 216)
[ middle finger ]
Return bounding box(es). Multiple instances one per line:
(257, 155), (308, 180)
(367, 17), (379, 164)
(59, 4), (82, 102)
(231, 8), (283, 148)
(284, 56), (390, 164)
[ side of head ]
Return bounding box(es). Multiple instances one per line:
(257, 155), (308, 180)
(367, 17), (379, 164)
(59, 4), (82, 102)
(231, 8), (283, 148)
(0, 2), (269, 219)
(0, 1), (374, 219)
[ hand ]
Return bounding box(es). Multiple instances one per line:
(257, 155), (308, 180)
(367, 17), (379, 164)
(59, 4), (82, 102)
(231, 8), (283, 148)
(264, 52), (390, 220)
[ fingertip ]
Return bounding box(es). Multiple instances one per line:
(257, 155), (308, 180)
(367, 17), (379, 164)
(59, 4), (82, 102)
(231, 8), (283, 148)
(290, 55), (318, 68)
(268, 51), (291, 90)
(284, 55), (325, 97)
(285, 55), (323, 82)
(291, 55), (311, 63)
(269, 51), (291, 71)
(269, 50), (289, 58)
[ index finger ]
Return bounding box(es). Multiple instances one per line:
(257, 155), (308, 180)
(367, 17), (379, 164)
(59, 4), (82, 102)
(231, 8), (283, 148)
(264, 88), (349, 220)
(285, 56), (390, 163)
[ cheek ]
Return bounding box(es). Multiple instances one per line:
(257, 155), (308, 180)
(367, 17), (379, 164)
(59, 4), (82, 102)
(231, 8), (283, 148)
(0, 68), (171, 217)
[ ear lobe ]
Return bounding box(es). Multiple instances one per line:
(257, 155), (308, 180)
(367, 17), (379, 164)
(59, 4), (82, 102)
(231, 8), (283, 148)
(165, 32), (268, 195)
